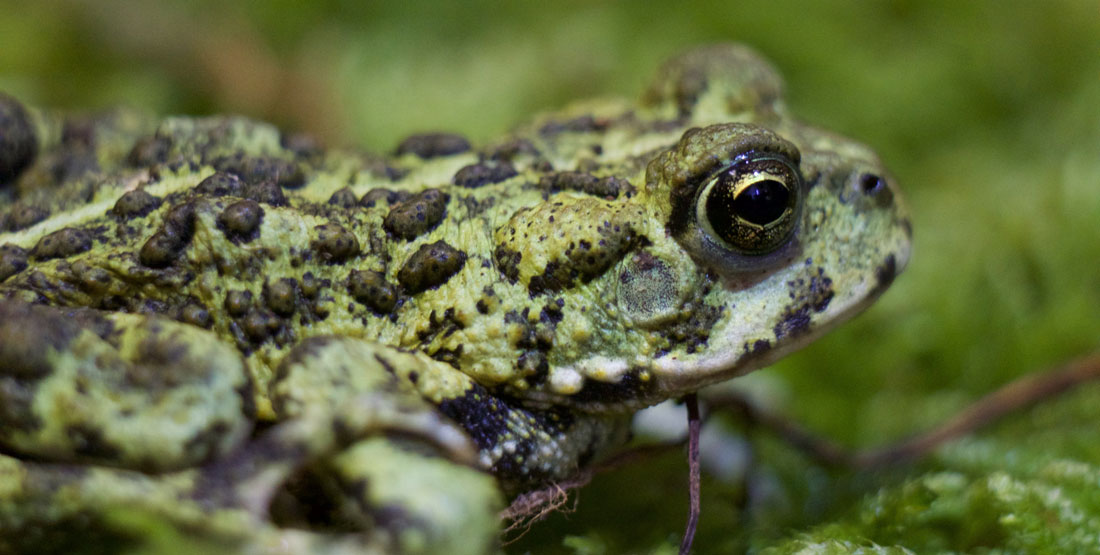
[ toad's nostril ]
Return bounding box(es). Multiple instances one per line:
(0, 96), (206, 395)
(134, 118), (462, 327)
(859, 173), (886, 194)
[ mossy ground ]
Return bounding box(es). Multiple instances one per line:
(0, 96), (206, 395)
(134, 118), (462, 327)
(3, 1), (1097, 552)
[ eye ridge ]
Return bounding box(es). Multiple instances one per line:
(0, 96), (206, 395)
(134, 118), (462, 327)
(695, 154), (802, 255)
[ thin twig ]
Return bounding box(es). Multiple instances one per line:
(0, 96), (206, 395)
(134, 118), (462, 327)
(706, 353), (1100, 469)
(680, 393), (702, 555)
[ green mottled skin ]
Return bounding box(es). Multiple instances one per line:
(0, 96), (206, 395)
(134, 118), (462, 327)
(0, 44), (909, 553)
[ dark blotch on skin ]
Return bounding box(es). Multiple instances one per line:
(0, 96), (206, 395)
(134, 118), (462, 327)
(0, 243), (29, 282)
(773, 271), (834, 340)
(0, 303), (86, 436)
(264, 278), (300, 317)
(452, 161), (517, 188)
(127, 135), (172, 167)
(111, 189), (163, 220)
(139, 202), (196, 268)
(437, 384), (574, 481)
(67, 425), (121, 460)
(571, 370), (657, 407)
(32, 227), (92, 260)
(539, 171), (634, 199)
(493, 245), (521, 282)
(0, 301), (85, 379)
(347, 269), (398, 314)
(397, 241), (466, 294)
(874, 253), (898, 293)
(383, 189), (449, 240)
(0, 93), (38, 185)
(327, 187), (359, 208)
(311, 223), (360, 263)
(395, 132), (471, 159)
(217, 199), (264, 243)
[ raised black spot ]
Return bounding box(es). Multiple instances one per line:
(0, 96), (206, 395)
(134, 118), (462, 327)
(310, 223), (360, 263)
(245, 179), (288, 207)
(5, 203), (49, 231)
(395, 132), (471, 159)
(61, 117), (96, 148)
(224, 289), (253, 318)
(539, 171), (634, 199)
(397, 241), (466, 294)
(486, 137), (540, 161)
(452, 160), (517, 188)
(217, 199), (264, 243)
(217, 155), (305, 190)
(139, 202), (196, 268)
(347, 269), (397, 314)
(179, 301), (212, 329)
(126, 135), (172, 167)
(299, 272), (324, 299)
(69, 260), (111, 294)
(32, 227), (92, 260)
(111, 189), (163, 220)
(0, 243), (28, 282)
(359, 188), (410, 208)
(264, 278), (300, 317)
(0, 93), (38, 185)
(383, 189), (449, 240)
(242, 308), (280, 343)
(539, 115), (605, 136)
(194, 172), (247, 198)
(327, 187), (359, 208)
(280, 131), (322, 158)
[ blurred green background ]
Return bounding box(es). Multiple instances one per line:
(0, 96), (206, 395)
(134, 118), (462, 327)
(3, 0), (1097, 552)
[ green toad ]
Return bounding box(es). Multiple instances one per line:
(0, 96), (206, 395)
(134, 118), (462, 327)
(0, 44), (910, 553)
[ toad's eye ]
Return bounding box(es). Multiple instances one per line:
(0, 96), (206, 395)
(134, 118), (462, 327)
(695, 153), (803, 255)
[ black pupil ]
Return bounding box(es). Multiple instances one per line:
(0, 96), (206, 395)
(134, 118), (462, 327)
(731, 179), (789, 226)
